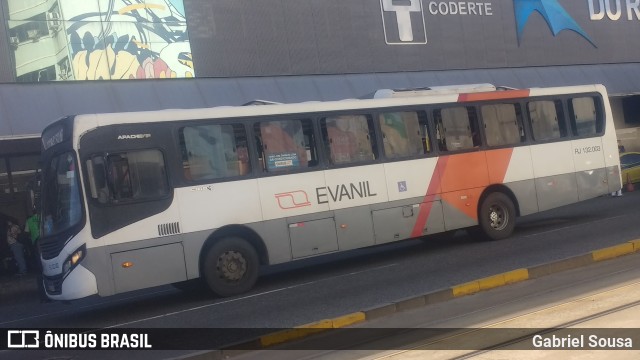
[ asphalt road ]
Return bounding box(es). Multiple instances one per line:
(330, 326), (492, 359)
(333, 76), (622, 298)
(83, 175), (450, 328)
(1, 190), (639, 359)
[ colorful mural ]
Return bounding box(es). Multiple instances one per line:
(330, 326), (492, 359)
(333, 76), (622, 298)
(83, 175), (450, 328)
(64, 0), (194, 80)
(7, 0), (194, 81)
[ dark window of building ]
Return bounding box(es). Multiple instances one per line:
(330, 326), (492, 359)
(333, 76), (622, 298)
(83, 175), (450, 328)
(16, 65), (56, 82)
(621, 96), (640, 125)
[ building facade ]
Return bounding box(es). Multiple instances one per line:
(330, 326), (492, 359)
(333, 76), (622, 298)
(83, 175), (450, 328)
(1, 0), (640, 223)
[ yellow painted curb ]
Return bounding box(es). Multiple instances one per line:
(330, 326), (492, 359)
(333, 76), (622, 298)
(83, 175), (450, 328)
(259, 320), (329, 347)
(454, 268), (529, 296)
(452, 281), (480, 297)
(299, 319), (333, 329)
(332, 312), (365, 328)
(592, 243), (635, 262)
(629, 239), (640, 252)
(259, 329), (302, 347)
(259, 313), (365, 347)
(478, 274), (505, 291)
(503, 269), (529, 284)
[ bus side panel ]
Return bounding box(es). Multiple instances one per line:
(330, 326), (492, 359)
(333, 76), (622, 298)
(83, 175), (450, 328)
(501, 147), (538, 216)
(246, 219), (291, 265)
(177, 179), (267, 276)
(324, 165), (387, 250)
(505, 180), (538, 216)
(378, 158), (443, 241)
(111, 242), (187, 294)
(530, 142), (579, 212)
(383, 158), (439, 202)
(437, 152), (489, 230)
(258, 172), (330, 221)
(258, 172), (330, 261)
(601, 94), (623, 192)
(440, 188), (484, 230)
(335, 206), (375, 250)
(439, 152), (489, 193)
(178, 179), (263, 233)
(572, 137), (608, 200)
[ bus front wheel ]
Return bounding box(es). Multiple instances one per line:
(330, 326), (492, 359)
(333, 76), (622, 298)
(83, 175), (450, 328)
(478, 192), (515, 241)
(202, 237), (259, 297)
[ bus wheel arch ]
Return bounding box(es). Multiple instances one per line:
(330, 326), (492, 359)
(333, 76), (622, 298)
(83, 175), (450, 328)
(199, 225), (268, 297)
(477, 186), (520, 241)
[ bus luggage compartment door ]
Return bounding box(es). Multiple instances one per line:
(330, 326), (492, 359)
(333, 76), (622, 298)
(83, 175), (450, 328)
(372, 201), (444, 244)
(111, 243), (187, 293)
(288, 217), (339, 258)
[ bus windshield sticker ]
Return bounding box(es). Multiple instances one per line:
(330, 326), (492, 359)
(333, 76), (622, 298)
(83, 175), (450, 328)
(267, 152), (299, 169)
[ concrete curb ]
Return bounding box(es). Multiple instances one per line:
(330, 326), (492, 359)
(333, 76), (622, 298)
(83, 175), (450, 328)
(171, 238), (640, 360)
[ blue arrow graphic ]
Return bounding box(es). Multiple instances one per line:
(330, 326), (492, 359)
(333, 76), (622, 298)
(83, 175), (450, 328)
(513, 0), (596, 47)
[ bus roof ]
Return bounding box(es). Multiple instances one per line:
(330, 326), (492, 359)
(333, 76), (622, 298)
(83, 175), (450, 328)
(70, 83), (607, 134)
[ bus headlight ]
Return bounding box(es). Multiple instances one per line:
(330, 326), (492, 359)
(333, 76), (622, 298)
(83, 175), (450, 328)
(62, 245), (86, 275)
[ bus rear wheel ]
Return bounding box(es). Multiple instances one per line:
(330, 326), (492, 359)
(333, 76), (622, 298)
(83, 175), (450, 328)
(202, 237), (259, 297)
(478, 192), (515, 241)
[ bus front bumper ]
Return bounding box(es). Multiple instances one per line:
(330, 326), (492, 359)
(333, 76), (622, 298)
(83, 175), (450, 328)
(44, 264), (98, 301)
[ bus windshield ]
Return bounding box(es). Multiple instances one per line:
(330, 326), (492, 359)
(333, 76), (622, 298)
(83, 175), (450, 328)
(41, 151), (82, 237)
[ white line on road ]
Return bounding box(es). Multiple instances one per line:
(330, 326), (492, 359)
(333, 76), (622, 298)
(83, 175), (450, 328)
(0, 263), (398, 328)
(104, 263), (398, 329)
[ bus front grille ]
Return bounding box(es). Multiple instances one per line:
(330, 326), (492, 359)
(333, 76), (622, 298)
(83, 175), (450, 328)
(39, 238), (67, 260)
(44, 273), (64, 295)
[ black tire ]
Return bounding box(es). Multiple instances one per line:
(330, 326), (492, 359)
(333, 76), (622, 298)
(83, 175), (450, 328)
(202, 237), (259, 297)
(478, 192), (516, 241)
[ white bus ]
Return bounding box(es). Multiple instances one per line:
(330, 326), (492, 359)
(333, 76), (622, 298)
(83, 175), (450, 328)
(38, 84), (621, 300)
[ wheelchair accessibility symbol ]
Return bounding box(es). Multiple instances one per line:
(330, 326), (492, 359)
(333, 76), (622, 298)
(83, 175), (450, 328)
(398, 181), (407, 192)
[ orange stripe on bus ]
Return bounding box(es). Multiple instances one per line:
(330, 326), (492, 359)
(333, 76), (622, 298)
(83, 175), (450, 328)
(412, 148), (514, 235)
(458, 89), (530, 102)
(439, 152), (489, 193)
(411, 157), (448, 238)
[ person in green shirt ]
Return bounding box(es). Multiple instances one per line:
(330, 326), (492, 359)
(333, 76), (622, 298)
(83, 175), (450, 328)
(24, 212), (39, 246)
(25, 209), (49, 302)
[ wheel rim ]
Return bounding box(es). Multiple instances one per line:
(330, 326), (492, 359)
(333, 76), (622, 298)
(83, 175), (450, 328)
(488, 203), (509, 231)
(217, 250), (247, 282)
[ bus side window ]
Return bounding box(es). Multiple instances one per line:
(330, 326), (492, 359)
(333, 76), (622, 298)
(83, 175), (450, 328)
(321, 114), (377, 165)
(481, 103), (525, 147)
(87, 150), (169, 204)
(528, 100), (566, 141)
(378, 111), (430, 158)
(254, 119), (317, 172)
(569, 97), (601, 136)
(86, 156), (110, 204)
(434, 106), (480, 152)
(180, 123), (250, 180)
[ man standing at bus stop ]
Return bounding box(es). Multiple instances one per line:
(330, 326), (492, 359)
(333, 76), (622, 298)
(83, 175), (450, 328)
(6, 221), (27, 276)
